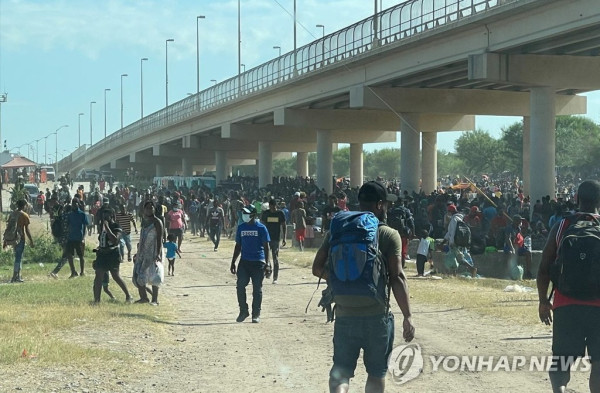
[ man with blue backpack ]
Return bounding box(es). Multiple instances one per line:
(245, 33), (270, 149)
(312, 181), (414, 393)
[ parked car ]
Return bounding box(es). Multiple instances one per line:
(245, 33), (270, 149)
(40, 166), (56, 181)
(77, 169), (102, 181)
(23, 183), (39, 203)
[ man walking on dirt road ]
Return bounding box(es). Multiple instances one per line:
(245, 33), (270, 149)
(230, 205), (270, 323)
(312, 181), (415, 393)
(538, 179), (600, 393)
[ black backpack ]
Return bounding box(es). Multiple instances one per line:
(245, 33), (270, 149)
(51, 215), (64, 238)
(454, 217), (471, 247)
(550, 214), (600, 300)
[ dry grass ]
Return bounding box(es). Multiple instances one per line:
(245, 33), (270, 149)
(0, 215), (172, 368)
(280, 243), (541, 326)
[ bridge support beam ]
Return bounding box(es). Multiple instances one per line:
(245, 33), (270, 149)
(215, 151), (227, 186)
(317, 130), (333, 195)
(350, 143), (363, 188)
(258, 141), (273, 188)
(296, 152), (309, 177)
(156, 164), (165, 177)
(182, 157), (193, 176)
(529, 87), (556, 204)
(401, 115), (421, 194)
(523, 117), (531, 198)
(422, 132), (437, 194)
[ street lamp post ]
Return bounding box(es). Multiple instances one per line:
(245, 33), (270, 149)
(54, 125), (68, 175)
(293, 0), (297, 75)
(316, 24), (325, 64)
(273, 46), (281, 81)
(241, 64), (245, 72)
(90, 101), (96, 146)
(165, 38), (174, 107)
(35, 138), (42, 163)
(104, 88), (111, 138)
(196, 15), (205, 94)
(121, 74), (128, 129)
(140, 57), (148, 118)
(78, 113), (84, 148)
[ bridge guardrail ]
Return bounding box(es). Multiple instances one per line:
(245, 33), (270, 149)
(75, 0), (515, 165)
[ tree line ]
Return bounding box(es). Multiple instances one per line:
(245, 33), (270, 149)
(234, 116), (600, 179)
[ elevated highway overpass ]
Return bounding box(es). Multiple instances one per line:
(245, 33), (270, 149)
(59, 0), (600, 201)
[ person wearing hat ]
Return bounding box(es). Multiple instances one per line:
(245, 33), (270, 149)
(505, 214), (533, 279)
(444, 204), (477, 277)
(95, 197), (112, 234)
(261, 199), (287, 284)
(230, 204), (270, 323)
(311, 181), (414, 393)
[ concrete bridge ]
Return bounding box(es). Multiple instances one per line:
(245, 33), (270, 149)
(58, 0), (600, 201)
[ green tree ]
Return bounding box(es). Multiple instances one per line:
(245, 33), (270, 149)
(437, 150), (466, 178)
(364, 148), (401, 179)
(499, 122), (523, 175)
(454, 130), (503, 175)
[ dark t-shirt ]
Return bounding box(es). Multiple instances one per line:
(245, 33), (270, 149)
(261, 210), (286, 241)
(322, 205), (341, 231)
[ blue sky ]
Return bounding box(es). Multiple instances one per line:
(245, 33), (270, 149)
(1, 0), (598, 163)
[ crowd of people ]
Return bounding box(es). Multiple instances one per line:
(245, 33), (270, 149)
(5, 170), (600, 392)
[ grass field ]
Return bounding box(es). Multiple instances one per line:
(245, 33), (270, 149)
(0, 216), (541, 371)
(0, 217), (170, 370)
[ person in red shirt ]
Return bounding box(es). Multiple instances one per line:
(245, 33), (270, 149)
(166, 203), (185, 252)
(538, 180), (600, 392)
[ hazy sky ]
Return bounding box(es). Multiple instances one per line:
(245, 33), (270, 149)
(0, 0), (598, 163)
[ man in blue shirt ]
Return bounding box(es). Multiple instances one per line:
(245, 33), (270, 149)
(50, 198), (90, 278)
(230, 205), (270, 323)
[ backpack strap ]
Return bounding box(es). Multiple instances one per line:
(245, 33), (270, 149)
(377, 222), (392, 315)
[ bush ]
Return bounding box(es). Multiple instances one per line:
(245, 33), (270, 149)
(0, 234), (95, 267)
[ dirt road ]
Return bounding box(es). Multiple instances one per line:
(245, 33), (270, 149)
(1, 218), (592, 392)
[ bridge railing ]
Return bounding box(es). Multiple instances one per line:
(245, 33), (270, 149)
(81, 0), (515, 162)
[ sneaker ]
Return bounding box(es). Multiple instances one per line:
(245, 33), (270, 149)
(272, 280), (278, 284)
(405, 255), (411, 261)
(214, 247), (218, 252)
(69, 273), (79, 279)
(149, 301), (159, 306)
(49, 272), (58, 279)
(127, 256), (132, 262)
(236, 310), (250, 323)
(252, 315), (260, 323)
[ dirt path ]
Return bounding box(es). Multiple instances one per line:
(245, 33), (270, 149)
(2, 226), (592, 392)
(117, 235), (590, 393)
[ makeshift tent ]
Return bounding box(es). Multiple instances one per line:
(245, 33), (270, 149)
(0, 156), (37, 169)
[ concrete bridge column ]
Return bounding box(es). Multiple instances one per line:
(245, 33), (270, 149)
(316, 130), (333, 195)
(296, 152), (309, 177)
(226, 165), (233, 178)
(215, 151), (227, 186)
(155, 164), (165, 177)
(522, 117), (531, 197)
(182, 157), (192, 176)
(529, 87), (556, 203)
(421, 132), (437, 194)
(401, 115), (421, 194)
(258, 141), (273, 188)
(350, 143), (363, 188)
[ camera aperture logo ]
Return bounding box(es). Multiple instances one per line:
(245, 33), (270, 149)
(387, 343), (423, 385)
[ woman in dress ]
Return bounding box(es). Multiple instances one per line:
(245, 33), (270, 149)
(133, 201), (164, 305)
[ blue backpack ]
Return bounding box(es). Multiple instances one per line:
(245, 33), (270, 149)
(328, 211), (389, 307)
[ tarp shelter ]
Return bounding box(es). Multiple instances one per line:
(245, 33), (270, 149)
(1, 156), (37, 169)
